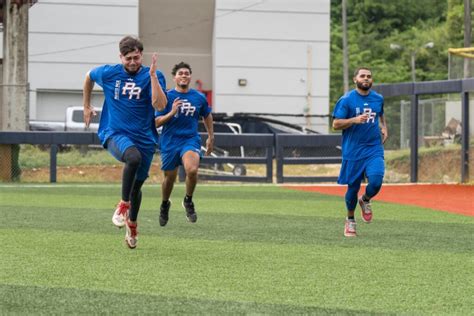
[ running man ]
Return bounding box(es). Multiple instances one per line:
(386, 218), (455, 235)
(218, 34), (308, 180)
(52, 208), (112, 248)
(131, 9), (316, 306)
(83, 36), (167, 248)
(155, 61), (214, 226)
(332, 67), (388, 237)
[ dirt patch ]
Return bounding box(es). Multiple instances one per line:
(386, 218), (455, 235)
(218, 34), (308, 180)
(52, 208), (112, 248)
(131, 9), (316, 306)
(20, 163), (165, 183)
(387, 148), (474, 183)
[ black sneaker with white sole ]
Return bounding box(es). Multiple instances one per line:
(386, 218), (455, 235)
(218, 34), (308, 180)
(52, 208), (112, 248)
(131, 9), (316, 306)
(159, 200), (171, 227)
(182, 200), (197, 223)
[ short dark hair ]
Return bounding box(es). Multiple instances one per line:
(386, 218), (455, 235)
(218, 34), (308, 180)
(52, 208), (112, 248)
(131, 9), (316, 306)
(172, 62), (192, 76)
(353, 67), (372, 77)
(119, 36), (143, 56)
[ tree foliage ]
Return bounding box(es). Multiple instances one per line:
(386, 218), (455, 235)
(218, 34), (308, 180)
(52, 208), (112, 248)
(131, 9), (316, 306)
(330, 0), (470, 107)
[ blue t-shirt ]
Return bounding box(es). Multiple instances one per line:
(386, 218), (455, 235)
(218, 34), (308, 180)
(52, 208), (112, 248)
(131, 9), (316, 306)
(332, 89), (384, 161)
(156, 88), (211, 151)
(89, 64), (166, 150)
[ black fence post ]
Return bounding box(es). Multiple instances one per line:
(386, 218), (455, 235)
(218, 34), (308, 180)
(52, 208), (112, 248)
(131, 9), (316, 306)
(265, 147), (273, 183)
(50, 144), (58, 183)
(410, 93), (419, 183)
(461, 91), (470, 183)
(275, 135), (283, 183)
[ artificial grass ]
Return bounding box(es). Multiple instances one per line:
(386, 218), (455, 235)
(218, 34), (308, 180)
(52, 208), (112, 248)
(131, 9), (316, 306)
(0, 184), (472, 314)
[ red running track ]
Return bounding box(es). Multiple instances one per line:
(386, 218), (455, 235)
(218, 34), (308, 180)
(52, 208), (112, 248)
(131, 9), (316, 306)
(285, 184), (473, 217)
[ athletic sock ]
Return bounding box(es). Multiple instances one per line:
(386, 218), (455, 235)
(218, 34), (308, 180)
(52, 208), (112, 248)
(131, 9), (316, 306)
(362, 194), (370, 202)
(184, 195), (192, 203)
(161, 200), (170, 206)
(347, 216), (355, 221)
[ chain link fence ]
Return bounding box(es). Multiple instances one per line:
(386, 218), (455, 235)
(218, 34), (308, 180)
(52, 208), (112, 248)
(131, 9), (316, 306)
(448, 54), (474, 80)
(383, 93), (474, 183)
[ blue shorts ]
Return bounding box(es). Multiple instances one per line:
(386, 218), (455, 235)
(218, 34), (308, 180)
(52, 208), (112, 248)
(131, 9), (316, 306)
(338, 155), (385, 185)
(160, 137), (201, 171)
(105, 135), (155, 181)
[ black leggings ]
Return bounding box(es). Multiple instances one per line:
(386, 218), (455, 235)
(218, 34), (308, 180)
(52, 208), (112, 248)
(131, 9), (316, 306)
(122, 147), (142, 202)
(122, 147), (144, 222)
(129, 179), (144, 222)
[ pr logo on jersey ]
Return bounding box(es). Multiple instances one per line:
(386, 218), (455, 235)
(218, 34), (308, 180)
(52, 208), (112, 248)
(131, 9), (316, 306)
(363, 106), (376, 123)
(122, 82), (142, 100)
(175, 99), (196, 117)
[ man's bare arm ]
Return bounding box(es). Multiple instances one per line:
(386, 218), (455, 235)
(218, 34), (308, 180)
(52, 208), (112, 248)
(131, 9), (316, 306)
(82, 72), (96, 128)
(380, 115), (388, 144)
(333, 114), (369, 130)
(150, 53), (167, 111)
(203, 113), (214, 156)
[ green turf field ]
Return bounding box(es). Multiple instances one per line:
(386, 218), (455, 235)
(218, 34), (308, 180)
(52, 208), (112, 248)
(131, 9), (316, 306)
(0, 184), (472, 314)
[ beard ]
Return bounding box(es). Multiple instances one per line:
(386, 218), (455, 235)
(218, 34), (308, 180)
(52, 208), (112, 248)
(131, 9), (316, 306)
(178, 83), (189, 89)
(124, 67), (140, 75)
(356, 81), (372, 91)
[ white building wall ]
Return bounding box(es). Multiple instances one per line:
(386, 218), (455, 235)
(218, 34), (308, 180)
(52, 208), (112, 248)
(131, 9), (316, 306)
(2, 0), (138, 121)
(213, 0), (330, 133)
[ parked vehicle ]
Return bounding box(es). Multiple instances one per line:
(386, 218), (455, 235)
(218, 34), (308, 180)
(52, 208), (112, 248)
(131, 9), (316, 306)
(202, 113), (341, 158)
(29, 106), (101, 132)
(29, 106), (102, 150)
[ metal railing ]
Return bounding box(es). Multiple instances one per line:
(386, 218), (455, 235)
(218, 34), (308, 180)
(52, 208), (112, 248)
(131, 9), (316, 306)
(275, 134), (341, 183)
(178, 133), (274, 183)
(0, 131), (100, 182)
(0, 131), (278, 183)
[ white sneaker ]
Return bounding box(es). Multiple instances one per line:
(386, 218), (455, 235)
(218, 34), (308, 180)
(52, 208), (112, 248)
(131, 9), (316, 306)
(125, 220), (138, 249)
(112, 201), (129, 228)
(359, 197), (373, 223)
(344, 220), (357, 237)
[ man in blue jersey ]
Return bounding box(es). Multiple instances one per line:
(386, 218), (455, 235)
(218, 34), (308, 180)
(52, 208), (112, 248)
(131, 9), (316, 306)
(332, 67), (388, 237)
(83, 36), (167, 248)
(155, 62), (214, 226)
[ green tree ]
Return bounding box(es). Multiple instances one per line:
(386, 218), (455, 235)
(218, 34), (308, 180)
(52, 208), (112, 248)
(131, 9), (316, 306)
(331, 0), (449, 109)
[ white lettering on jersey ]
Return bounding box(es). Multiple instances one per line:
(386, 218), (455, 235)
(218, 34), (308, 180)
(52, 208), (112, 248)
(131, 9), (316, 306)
(363, 107), (376, 123)
(122, 82), (142, 99)
(179, 100), (196, 116)
(114, 80), (121, 100)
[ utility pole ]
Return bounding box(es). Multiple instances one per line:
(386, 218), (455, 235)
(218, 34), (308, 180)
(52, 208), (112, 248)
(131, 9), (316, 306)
(464, 0), (472, 78)
(0, 0), (29, 181)
(2, 0), (29, 131)
(342, 0), (349, 92)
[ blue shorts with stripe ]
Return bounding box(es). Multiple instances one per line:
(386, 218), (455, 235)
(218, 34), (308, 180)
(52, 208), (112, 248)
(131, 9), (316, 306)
(338, 155), (385, 185)
(160, 137), (202, 171)
(105, 134), (156, 181)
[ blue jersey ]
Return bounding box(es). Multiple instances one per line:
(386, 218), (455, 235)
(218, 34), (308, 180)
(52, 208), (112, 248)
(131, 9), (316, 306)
(332, 89), (384, 161)
(156, 88), (211, 150)
(89, 64), (166, 150)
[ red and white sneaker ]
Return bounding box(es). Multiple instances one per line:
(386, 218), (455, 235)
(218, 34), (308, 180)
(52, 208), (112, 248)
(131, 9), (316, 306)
(344, 220), (357, 237)
(125, 220), (138, 249)
(112, 201), (129, 228)
(359, 197), (373, 223)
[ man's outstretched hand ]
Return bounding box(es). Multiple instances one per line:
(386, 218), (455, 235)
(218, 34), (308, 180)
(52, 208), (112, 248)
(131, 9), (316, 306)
(150, 53), (158, 76)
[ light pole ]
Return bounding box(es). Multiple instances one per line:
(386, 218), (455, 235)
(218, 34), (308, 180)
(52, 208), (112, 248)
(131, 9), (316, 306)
(390, 42), (434, 82)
